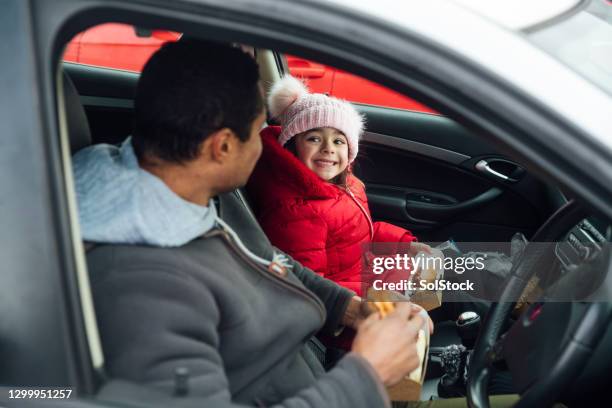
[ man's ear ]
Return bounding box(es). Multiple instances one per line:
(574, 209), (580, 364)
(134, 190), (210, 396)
(205, 128), (236, 162)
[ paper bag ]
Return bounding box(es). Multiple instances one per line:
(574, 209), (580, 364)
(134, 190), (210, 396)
(365, 289), (430, 401)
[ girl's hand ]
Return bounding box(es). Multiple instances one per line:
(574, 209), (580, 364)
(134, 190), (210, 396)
(409, 242), (433, 255)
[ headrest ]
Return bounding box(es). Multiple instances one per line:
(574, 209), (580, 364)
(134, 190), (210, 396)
(62, 71), (92, 153)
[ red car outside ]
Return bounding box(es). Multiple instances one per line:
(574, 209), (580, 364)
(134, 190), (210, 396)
(286, 55), (435, 113)
(64, 23), (181, 72)
(64, 23), (435, 113)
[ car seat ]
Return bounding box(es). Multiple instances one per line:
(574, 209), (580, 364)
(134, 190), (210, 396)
(63, 71), (93, 153)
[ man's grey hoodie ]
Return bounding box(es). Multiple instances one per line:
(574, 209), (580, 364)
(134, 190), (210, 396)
(73, 139), (391, 408)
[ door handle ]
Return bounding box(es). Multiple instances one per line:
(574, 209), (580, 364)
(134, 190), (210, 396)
(475, 159), (522, 182)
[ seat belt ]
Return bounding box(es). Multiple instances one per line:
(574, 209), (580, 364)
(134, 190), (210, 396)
(233, 189), (259, 223)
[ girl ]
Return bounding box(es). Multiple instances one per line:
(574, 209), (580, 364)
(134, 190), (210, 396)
(247, 76), (431, 296)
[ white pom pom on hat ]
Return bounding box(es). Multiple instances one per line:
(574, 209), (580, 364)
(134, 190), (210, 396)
(267, 75), (364, 163)
(267, 75), (308, 119)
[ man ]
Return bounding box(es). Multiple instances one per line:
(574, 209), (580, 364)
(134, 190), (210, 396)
(74, 40), (427, 408)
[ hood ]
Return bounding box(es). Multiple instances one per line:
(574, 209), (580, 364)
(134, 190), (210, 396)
(248, 126), (342, 206)
(72, 137), (217, 247)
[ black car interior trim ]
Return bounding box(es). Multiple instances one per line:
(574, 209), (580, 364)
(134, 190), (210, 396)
(362, 131), (471, 165)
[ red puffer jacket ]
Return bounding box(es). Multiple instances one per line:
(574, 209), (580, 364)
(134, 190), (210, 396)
(247, 126), (417, 296)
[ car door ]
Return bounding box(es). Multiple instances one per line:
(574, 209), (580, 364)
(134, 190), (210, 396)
(353, 104), (557, 243)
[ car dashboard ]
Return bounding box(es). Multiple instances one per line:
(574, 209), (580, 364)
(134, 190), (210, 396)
(555, 217), (610, 270)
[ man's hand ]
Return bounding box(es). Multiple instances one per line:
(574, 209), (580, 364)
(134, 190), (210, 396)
(341, 296), (366, 330)
(352, 303), (425, 386)
(359, 290), (434, 334)
(342, 293), (434, 335)
(409, 302), (434, 334)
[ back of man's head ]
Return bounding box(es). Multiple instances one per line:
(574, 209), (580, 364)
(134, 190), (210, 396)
(132, 40), (263, 163)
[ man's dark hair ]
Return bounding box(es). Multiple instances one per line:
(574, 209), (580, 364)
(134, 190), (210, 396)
(132, 40), (264, 163)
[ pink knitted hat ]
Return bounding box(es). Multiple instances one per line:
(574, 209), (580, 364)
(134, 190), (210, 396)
(268, 76), (364, 163)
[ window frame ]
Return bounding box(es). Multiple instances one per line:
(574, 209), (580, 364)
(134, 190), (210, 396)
(4, 0), (610, 400)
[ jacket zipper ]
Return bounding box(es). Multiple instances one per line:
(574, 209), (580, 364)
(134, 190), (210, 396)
(203, 229), (327, 324)
(346, 187), (374, 240)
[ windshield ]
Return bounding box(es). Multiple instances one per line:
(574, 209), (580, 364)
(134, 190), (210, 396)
(527, 0), (612, 95)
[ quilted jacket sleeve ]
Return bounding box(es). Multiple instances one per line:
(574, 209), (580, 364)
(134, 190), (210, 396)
(372, 221), (417, 244)
(258, 201), (329, 277)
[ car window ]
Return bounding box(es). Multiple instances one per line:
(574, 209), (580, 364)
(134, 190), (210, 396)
(63, 23), (181, 72)
(285, 54), (437, 114)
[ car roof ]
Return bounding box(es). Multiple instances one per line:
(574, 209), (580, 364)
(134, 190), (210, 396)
(330, 0), (582, 31)
(450, 0), (582, 31)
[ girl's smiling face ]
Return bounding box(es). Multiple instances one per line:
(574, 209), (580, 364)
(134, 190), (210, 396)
(295, 127), (349, 181)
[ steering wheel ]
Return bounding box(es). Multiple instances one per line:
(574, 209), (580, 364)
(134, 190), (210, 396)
(467, 200), (612, 408)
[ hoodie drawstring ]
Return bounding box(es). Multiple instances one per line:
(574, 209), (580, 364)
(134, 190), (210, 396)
(215, 217), (293, 275)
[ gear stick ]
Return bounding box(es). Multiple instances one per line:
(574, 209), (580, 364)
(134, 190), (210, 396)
(456, 311), (481, 349)
(437, 311), (481, 398)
